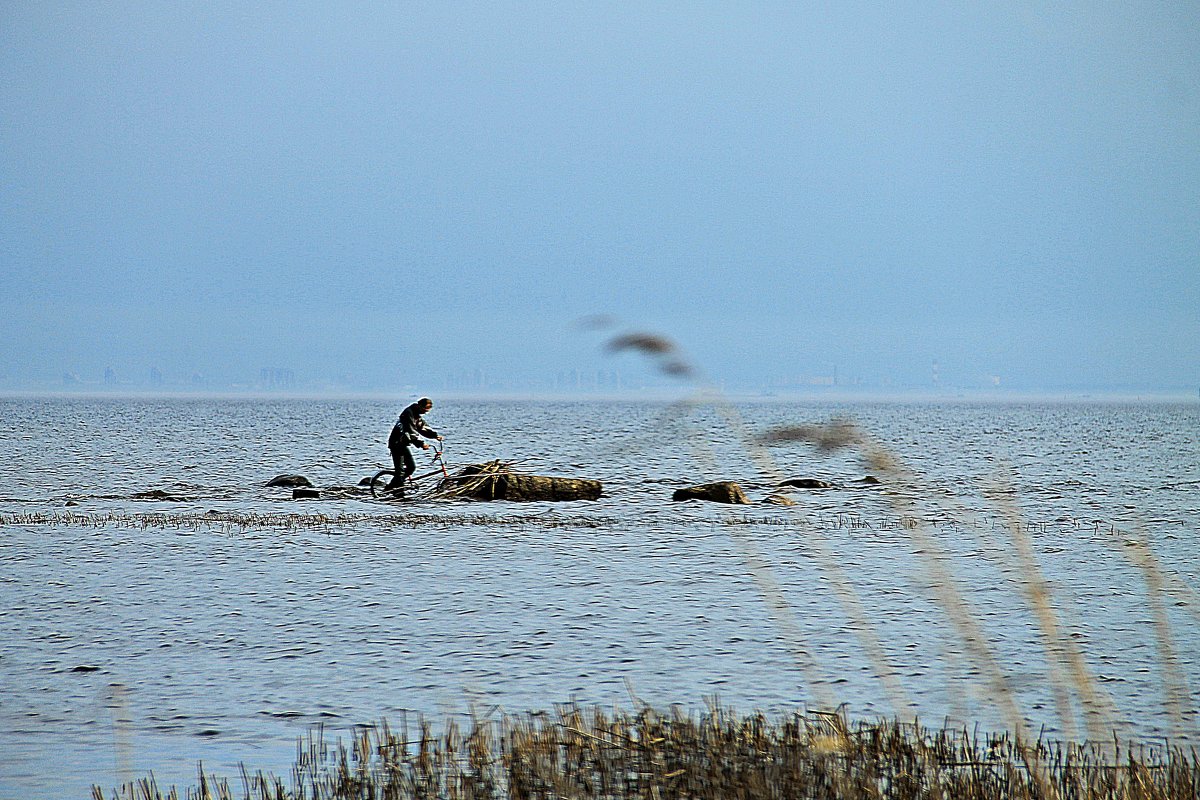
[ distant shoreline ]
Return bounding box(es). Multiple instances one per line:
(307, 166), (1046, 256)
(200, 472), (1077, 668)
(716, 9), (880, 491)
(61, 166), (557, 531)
(1, 388), (1197, 404)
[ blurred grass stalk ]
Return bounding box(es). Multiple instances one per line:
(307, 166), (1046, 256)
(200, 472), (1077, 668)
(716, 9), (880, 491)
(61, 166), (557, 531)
(1123, 529), (1192, 745)
(605, 324), (1195, 749)
(985, 466), (1116, 742)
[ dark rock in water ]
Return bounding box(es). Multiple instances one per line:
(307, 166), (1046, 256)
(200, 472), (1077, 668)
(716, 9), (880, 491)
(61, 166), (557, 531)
(503, 475), (603, 501)
(292, 487), (320, 500)
(321, 485), (371, 500)
(778, 478), (833, 489)
(672, 482), (749, 504)
(132, 489), (188, 501)
(445, 461), (602, 502)
(763, 493), (796, 506)
(857, 475), (881, 485)
(71, 665), (101, 673)
(267, 474), (313, 488)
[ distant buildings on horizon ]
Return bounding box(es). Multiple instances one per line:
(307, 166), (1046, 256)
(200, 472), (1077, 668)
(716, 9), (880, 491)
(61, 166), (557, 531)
(0, 361), (1193, 397)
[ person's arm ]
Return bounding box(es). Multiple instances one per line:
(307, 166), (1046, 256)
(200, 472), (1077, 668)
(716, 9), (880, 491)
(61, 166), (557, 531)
(400, 407), (422, 445)
(401, 410), (439, 445)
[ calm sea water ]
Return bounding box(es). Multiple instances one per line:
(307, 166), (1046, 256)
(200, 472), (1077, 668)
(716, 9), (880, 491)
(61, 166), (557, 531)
(1, 395), (1197, 798)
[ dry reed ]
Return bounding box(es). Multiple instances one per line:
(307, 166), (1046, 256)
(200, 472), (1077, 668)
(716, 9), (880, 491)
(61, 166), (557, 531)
(1121, 530), (1193, 745)
(983, 466), (1116, 742)
(92, 705), (1200, 799)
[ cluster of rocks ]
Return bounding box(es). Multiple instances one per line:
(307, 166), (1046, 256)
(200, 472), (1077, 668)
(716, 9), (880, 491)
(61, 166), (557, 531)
(672, 475), (880, 505)
(265, 469), (876, 504)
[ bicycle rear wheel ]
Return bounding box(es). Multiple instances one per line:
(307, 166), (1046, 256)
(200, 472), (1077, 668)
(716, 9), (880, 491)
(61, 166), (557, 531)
(370, 469), (397, 498)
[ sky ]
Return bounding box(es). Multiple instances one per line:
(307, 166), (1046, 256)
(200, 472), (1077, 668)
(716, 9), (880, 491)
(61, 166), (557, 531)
(2, 3), (1198, 394)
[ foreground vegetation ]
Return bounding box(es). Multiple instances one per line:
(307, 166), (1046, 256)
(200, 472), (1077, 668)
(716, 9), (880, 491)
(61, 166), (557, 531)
(81, 334), (1198, 798)
(94, 705), (1198, 800)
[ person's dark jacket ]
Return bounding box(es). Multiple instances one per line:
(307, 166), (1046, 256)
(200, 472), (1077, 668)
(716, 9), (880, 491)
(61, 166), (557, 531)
(389, 403), (438, 449)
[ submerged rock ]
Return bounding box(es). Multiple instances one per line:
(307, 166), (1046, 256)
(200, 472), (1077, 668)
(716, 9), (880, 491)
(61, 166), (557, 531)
(763, 493), (796, 506)
(132, 489), (188, 501)
(778, 478), (833, 489)
(672, 481), (749, 504)
(267, 474), (313, 488)
(502, 475), (603, 502)
(321, 485), (372, 499)
(292, 488), (320, 500)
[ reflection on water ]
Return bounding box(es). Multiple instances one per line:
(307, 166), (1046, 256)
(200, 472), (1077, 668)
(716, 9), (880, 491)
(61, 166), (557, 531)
(1, 396), (1197, 797)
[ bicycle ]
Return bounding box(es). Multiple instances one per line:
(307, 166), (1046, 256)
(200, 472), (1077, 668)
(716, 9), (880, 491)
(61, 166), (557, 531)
(370, 440), (450, 499)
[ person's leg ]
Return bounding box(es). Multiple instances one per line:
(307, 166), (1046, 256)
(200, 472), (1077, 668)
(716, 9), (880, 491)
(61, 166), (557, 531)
(399, 445), (416, 482)
(385, 445), (407, 491)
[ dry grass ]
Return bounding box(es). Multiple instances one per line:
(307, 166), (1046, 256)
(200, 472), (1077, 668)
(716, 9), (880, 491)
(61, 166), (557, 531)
(92, 705), (1199, 800)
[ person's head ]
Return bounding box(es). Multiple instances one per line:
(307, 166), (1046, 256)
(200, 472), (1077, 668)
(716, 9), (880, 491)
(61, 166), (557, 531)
(418, 397), (433, 412)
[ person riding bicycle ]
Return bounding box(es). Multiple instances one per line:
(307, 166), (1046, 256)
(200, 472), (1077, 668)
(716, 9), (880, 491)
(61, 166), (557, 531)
(384, 397), (442, 494)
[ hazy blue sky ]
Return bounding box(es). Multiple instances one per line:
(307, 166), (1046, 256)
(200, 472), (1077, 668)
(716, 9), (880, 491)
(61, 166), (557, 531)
(3, 3), (1197, 392)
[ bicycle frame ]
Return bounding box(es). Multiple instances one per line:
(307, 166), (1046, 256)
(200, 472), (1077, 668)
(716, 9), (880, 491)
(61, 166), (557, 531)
(371, 440), (450, 499)
(388, 443), (448, 488)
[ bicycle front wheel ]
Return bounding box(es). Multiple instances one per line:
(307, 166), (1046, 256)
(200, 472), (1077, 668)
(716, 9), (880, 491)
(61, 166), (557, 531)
(370, 469), (397, 498)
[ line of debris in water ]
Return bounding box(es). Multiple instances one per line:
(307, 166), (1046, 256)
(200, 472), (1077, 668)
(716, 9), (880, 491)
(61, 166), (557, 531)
(0, 510), (621, 531)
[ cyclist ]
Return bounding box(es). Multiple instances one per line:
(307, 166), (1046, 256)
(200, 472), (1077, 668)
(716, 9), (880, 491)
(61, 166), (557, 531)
(384, 397), (442, 494)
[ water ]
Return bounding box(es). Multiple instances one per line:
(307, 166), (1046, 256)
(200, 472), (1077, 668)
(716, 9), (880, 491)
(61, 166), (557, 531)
(1, 395), (1197, 798)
